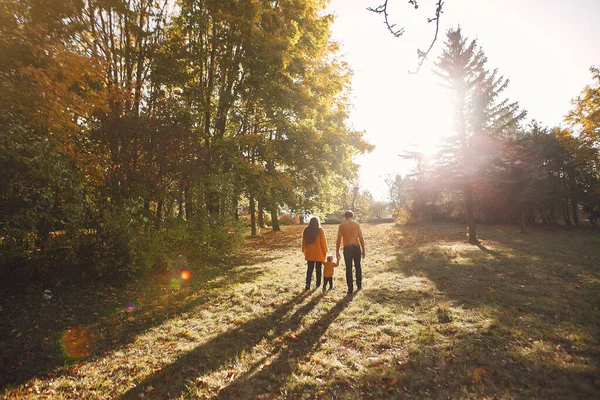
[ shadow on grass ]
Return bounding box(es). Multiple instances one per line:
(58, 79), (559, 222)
(216, 294), (354, 399)
(476, 244), (501, 257)
(382, 222), (600, 398)
(119, 290), (328, 399)
(0, 261), (266, 390)
(346, 312), (598, 399)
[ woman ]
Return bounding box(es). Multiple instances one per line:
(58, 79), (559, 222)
(301, 216), (328, 290)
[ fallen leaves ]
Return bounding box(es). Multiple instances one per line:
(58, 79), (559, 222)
(365, 357), (385, 367)
(472, 367), (485, 383)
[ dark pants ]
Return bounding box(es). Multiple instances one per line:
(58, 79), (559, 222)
(323, 277), (333, 290)
(343, 245), (362, 293)
(306, 261), (322, 289)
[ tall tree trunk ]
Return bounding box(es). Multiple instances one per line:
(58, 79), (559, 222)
(155, 198), (163, 229)
(549, 208), (557, 225)
(520, 210), (526, 233)
(270, 190), (280, 232)
(351, 186), (358, 210)
(571, 195), (579, 226)
(563, 197), (572, 225)
(528, 209), (536, 225)
(249, 195), (256, 237)
(178, 186), (184, 220)
(540, 210), (549, 225)
(233, 195), (239, 221)
(465, 186), (478, 244)
(185, 184), (193, 220)
(257, 200), (265, 228)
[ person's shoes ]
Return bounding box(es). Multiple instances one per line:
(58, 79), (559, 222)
(347, 290), (353, 295)
(304, 287), (310, 291)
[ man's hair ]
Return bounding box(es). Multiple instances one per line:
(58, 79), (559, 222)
(344, 210), (354, 219)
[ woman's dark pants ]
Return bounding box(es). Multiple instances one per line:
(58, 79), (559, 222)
(306, 261), (322, 289)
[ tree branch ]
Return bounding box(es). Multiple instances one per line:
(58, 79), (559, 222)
(368, 1), (444, 74)
(367, 0), (408, 37)
(410, 0), (443, 74)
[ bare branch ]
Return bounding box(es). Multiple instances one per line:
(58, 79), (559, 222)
(367, 0), (407, 37)
(410, 0), (443, 74)
(368, 1), (444, 74)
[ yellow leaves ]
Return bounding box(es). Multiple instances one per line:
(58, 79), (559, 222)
(471, 367), (485, 383)
(288, 333), (299, 342)
(227, 370), (236, 381)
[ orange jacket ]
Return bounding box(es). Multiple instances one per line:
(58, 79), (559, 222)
(336, 219), (364, 249)
(323, 260), (338, 278)
(302, 227), (328, 262)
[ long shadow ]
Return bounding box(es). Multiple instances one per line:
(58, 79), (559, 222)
(217, 294), (354, 399)
(119, 290), (323, 399)
(0, 260), (266, 390)
(386, 223), (600, 398)
(476, 244), (501, 257)
(346, 314), (599, 399)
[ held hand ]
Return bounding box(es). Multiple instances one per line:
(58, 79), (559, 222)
(336, 252), (341, 260)
(361, 250), (366, 259)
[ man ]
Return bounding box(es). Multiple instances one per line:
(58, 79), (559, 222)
(336, 210), (365, 294)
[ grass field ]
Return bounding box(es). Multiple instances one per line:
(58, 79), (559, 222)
(1, 223), (599, 399)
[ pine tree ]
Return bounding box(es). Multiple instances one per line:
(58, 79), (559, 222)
(434, 27), (525, 243)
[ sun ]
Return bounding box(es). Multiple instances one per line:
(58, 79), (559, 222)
(394, 81), (455, 159)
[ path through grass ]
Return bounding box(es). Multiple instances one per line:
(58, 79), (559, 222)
(1, 223), (599, 399)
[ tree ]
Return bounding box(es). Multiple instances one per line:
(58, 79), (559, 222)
(567, 66), (600, 149)
(566, 66), (600, 220)
(433, 27), (525, 243)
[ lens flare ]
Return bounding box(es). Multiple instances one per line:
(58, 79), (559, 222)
(180, 270), (191, 280)
(125, 299), (142, 312)
(60, 326), (94, 359)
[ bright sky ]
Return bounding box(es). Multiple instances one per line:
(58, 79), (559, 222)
(326, 0), (600, 201)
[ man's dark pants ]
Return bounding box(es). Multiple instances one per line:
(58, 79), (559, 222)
(343, 245), (362, 293)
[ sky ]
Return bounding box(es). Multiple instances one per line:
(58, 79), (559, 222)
(325, 0), (600, 201)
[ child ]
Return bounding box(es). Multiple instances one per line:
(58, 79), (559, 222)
(322, 255), (339, 292)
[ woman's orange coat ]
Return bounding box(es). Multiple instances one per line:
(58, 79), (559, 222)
(302, 227), (328, 262)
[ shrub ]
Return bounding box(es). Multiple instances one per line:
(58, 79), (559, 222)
(395, 206), (415, 226)
(278, 214), (299, 225)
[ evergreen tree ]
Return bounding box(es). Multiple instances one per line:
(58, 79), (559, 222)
(433, 27), (525, 243)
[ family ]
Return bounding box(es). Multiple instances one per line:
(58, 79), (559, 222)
(301, 210), (366, 294)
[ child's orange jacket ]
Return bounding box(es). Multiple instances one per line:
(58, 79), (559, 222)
(323, 260), (338, 278)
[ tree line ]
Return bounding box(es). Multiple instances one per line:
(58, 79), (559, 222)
(0, 0), (371, 283)
(389, 28), (600, 242)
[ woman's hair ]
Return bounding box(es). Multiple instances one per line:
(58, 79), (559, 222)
(303, 216), (321, 244)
